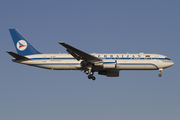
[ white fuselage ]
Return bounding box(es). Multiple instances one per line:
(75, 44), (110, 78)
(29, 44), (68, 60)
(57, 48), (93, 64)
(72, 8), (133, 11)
(14, 53), (174, 71)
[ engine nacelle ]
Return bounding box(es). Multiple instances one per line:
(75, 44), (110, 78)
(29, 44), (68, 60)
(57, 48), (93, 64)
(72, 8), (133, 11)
(98, 70), (119, 77)
(103, 60), (117, 69)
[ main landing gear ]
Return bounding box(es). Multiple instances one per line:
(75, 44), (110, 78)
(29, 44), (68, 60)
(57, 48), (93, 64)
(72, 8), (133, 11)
(158, 68), (163, 77)
(85, 69), (96, 81)
(88, 75), (96, 80)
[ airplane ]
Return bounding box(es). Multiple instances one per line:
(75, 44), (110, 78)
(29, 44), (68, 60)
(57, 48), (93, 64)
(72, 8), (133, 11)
(7, 29), (174, 80)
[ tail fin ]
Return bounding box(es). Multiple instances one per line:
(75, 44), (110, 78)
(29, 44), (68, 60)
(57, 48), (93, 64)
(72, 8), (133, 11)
(9, 29), (41, 56)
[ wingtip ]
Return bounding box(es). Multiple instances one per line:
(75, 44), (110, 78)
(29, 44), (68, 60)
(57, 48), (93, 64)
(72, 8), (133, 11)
(58, 42), (65, 44)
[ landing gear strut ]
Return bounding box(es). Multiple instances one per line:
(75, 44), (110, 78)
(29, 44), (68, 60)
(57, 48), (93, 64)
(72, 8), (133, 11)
(82, 62), (96, 80)
(158, 68), (163, 77)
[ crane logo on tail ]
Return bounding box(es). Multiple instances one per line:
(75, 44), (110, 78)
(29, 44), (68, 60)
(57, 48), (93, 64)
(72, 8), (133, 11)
(16, 40), (27, 51)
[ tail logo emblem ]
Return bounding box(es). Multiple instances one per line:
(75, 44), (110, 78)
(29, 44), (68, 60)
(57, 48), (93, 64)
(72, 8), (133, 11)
(16, 40), (27, 51)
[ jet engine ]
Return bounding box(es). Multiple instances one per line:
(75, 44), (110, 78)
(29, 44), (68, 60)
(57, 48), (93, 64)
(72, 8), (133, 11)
(98, 70), (119, 77)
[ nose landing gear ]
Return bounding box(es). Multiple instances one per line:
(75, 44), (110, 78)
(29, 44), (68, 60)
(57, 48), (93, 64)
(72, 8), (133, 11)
(158, 68), (163, 77)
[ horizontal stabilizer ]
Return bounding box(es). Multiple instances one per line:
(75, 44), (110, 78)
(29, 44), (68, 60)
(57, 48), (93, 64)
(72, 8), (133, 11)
(6, 51), (31, 60)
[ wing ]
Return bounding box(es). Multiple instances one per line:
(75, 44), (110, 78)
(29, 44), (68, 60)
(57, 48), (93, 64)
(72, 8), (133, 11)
(59, 42), (102, 63)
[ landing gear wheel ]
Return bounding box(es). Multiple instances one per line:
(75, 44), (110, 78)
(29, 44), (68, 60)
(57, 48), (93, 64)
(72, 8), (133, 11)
(92, 76), (96, 80)
(87, 75), (96, 80)
(88, 75), (92, 79)
(85, 70), (89, 74)
(158, 68), (163, 77)
(158, 73), (162, 77)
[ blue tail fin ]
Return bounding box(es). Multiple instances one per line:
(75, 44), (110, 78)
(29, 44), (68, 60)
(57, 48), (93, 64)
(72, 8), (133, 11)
(9, 29), (41, 56)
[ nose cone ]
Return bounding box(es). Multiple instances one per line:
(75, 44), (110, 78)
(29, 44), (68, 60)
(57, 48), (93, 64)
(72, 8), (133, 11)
(171, 61), (174, 66)
(166, 60), (174, 68)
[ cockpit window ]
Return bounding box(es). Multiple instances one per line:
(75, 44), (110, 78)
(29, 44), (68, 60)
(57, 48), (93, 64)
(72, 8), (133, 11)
(165, 57), (171, 60)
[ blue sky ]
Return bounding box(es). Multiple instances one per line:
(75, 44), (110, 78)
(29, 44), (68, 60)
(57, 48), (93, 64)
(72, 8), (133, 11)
(0, 0), (180, 120)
